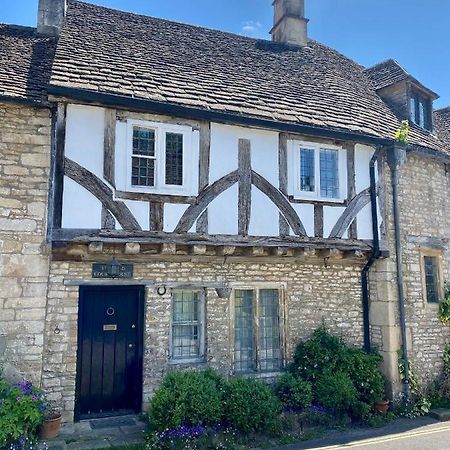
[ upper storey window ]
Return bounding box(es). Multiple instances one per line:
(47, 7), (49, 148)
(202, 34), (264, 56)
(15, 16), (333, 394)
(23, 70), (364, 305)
(288, 141), (347, 202)
(409, 92), (432, 131)
(118, 119), (199, 196)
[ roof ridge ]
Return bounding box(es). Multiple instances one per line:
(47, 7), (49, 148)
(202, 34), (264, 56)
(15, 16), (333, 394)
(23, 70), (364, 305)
(69, 0), (273, 45)
(0, 23), (37, 32)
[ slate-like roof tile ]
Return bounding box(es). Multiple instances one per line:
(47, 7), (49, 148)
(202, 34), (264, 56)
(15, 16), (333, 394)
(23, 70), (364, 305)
(0, 24), (56, 103)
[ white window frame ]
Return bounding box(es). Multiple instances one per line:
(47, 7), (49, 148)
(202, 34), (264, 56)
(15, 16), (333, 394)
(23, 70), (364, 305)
(287, 140), (347, 202)
(169, 289), (206, 364)
(124, 119), (199, 196)
(230, 283), (286, 374)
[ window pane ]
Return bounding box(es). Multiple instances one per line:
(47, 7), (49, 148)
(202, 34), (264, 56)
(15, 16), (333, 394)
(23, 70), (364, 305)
(165, 133), (183, 186)
(173, 291), (199, 323)
(424, 256), (439, 303)
(234, 290), (254, 372)
(300, 148), (315, 192)
(131, 156), (155, 186)
(259, 290), (281, 371)
(419, 101), (426, 128)
(409, 97), (416, 123)
(320, 149), (339, 198)
(172, 291), (201, 359)
(133, 127), (155, 157)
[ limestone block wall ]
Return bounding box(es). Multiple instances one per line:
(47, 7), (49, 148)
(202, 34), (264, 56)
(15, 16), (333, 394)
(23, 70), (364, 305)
(371, 153), (450, 391)
(43, 258), (365, 421)
(0, 102), (51, 384)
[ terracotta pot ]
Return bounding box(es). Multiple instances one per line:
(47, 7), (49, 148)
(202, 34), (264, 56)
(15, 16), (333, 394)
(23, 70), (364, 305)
(374, 400), (389, 416)
(39, 414), (62, 440)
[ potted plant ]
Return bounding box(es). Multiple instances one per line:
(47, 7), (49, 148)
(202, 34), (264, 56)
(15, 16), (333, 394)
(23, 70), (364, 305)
(374, 399), (389, 416)
(39, 400), (62, 440)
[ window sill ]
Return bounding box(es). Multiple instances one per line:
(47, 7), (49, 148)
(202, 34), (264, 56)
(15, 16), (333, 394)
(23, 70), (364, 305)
(234, 371), (284, 379)
(288, 195), (347, 206)
(168, 358), (206, 366)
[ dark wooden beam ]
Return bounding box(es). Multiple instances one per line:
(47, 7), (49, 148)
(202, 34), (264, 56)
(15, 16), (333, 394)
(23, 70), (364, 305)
(103, 108), (116, 186)
(115, 190), (195, 204)
(251, 171), (307, 237)
(101, 206), (115, 230)
(174, 171), (239, 233)
(150, 202), (164, 231)
(238, 138), (252, 236)
(278, 133), (290, 236)
(53, 103), (67, 229)
(197, 122), (211, 234)
(329, 187), (371, 238)
(345, 143), (358, 239)
(314, 204), (324, 238)
(64, 157), (142, 231)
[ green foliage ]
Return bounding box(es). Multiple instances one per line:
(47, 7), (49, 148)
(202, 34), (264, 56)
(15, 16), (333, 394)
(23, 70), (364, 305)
(223, 377), (281, 433)
(438, 284), (450, 325)
(444, 344), (450, 373)
(148, 369), (225, 432)
(274, 373), (312, 412)
(289, 327), (386, 417)
(394, 120), (410, 144)
(315, 371), (358, 415)
(0, 375), (45, 447)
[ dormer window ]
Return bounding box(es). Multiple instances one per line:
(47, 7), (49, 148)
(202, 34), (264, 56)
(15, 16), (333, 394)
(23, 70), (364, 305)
(409, 91), (432, 131)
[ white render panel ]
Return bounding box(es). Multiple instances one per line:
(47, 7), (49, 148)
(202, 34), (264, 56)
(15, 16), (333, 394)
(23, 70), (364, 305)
(209, 123), (278, 185)
(123, 200), (149, 231)
(62, 177), (102, 229)
(357, 204), (373, 240)
(115, 120), (128, 192)
(65, 104), (105, 179)
(248, 186), (279, 236)
(208, 184), (238, 235)
(291, 203), (314, 237)
(163, 204), (190, 233)
(355, 144), (374, 193)
(324, 206), (346, 239)
(210, 123), (239, 183)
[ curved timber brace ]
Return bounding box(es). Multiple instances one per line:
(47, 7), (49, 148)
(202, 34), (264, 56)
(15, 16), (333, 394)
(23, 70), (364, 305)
(64, 157), (142, 231)
(175, 139), (307, 236)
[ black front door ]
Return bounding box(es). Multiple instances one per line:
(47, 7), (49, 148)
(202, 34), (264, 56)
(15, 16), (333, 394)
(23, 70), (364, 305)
(75, 286), (144, 420)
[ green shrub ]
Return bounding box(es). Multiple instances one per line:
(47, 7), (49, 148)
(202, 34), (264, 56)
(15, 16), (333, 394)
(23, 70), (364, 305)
(148, 369), (224, 432)
(290, 327), (346, 382)
(0, 376), (45, 447)
(315, 371), (358, 416)
(223, 377), (281, 433)
(443, 344), (450, 374)
(274, 373), (312, 411)
(342, 349), (385, 405)
(290, 327), (386, 409)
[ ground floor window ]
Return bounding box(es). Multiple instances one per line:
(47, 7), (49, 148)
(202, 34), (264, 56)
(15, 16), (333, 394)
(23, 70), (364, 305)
(233, 288), (283, 373)
(420, 249), (443, 304)
(170, 290), (205, 361)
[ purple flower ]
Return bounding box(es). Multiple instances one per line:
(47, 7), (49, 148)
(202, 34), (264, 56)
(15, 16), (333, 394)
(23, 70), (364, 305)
(39, 404), (46, 411)
(16, 396), (21, 402)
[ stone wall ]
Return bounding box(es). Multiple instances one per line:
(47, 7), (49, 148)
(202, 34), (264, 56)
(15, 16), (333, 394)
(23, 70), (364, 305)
(371, 152), (450, 394)
(43, 257), (365, 421)
(0, 102), (51, 384)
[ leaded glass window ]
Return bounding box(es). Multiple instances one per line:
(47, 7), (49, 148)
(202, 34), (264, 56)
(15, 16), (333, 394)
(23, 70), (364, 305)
(409, 92), (432, 131)
(165, 132), (183, 186)
(424, 256), (440, 303)
(171, 290), (203, 360)
(132, 127), (156, 186)
(234, 288), (282, 373)
(319, 149), (339, 198)
(300, 148), (315, 192)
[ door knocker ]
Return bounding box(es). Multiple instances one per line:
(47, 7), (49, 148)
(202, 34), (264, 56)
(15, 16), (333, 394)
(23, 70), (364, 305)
(106, 307), (115, 316)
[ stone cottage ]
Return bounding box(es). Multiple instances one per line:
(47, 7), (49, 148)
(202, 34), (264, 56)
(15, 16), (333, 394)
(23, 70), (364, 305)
(0, 0), (449, 422)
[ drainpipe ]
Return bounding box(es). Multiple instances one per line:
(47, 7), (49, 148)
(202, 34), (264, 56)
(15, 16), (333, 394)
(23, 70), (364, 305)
(361, 146), (382, 352)
(387, 145), (410, 399)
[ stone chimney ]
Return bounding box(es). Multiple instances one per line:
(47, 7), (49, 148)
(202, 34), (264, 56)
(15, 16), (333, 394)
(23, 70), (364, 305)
(271, 0), (309, 46)
(37, 0), (67, 36)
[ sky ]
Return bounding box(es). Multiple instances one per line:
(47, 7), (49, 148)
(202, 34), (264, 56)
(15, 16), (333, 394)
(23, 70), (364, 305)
(2, 1), (450, 108)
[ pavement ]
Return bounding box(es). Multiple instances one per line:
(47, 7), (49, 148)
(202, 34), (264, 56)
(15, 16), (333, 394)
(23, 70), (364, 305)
(43, 415), (146, 450)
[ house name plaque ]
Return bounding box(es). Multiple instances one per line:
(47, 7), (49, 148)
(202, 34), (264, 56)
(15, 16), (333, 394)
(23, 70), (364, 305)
(92, 261), (134, 279)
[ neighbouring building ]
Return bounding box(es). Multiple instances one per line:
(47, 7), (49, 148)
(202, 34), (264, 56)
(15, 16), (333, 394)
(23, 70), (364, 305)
(0, 0), (449, 422)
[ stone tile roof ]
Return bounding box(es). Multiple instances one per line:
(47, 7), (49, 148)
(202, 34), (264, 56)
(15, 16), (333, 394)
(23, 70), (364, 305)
(0, 24), (56, 104)
(48, 1), (449, 156)
(364, 59), (438, 98)
(434, 108), (450, 148)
